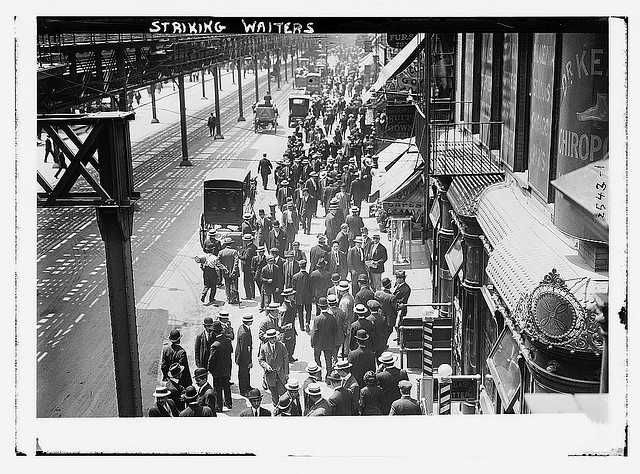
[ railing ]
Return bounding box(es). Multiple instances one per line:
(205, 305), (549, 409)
(428, 121), (504, 176)
(429, 99), (472, 124)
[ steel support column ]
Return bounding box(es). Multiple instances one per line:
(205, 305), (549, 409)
(254, 56), (259, 103)
(201, 69), (207, 100)
(213, 65), (224, 139)
(266, 54), (272, 95)
(237, 59), (246, 122)
(94, 114), (142, 417)
(116, 49), (127, 112)
(177, 74), (192, 166)
(284, 51), (288, 82)
(276, 51), (281, 91)
(150, 83), (159, 123)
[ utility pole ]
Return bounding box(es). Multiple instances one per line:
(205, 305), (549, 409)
(213, 64), (224, 139)
(237, 59), (245, 122)
(177, 74), (192, 167)
(201, 68), (207, 100)
(149, 83), (159, 123)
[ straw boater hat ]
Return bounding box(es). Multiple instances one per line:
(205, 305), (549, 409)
(281, 287), (296, 297)
(357, 273), (369, 283)
(153, 386), (171, 398)
(379, 352), (398, 365)
(338, 281), (350, 291)
(327, 294), (338, 306)
(304, 383), (322, 397)
(217, 311), (229, 321)
(168, 363), (184, 379)
(243, 213), (252, 220)
(242, 314), (253, 323)
(242, 234), (253, 241)
(264, 328), (278, 339)
(335, 359), (353, 371)
(306, 362), (322, 374)
(354, 304), (368, 316)
(194, 367), (208, 379)
(285, 379), (300, 391)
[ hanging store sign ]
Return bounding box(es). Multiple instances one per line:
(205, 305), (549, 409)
(383, 201), (423, 216)
(385, 104), (415, 139)
(449, 376), (480, 402)
(527, 33), (556, 201)
(387, 33), (416, 49)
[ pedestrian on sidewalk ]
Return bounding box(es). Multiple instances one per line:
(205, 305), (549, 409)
(279, 288), (298, 362)
(326, 370), (354, 416)
(292, 260), (313, 333)
(194, 367), (217, 416)
(195, 243), (225, 306)
(359, 371), (383, 415)
(347, 237), (368, 296)
(285, 379), (303, 416)
(274, 393), (293, 416)
(376, 352), (409, 415)
(304, 383), (331, 416)
(44, 136), (53, 163)
(349, 304), (374, 353)
(258, 153), (273, 190)
(240, 389), (272, 417)
(194, 316), (215, 369)
(161, 329), (193, 388)
(207, 112), (216, 136)
(335, 359), (360, 416)
(165, 363), (188, 412)
(239, 234), (257, 300)
(355, 274), (375, 307)
(366, 233), (388, 291)
(217, 311), (235, 342)
(148, 386), (180, 417)
(252, 246), (267, 309)
(309, 234), (330, 274)
(310, 297), (338, 381)
(327, 294), (348, 359)
(218, 237), (240, 305)
(53, 149), (67, 179)
(258, 329), (289, 406)
(260, 255), (281, 311)
(393, 270), (412, 328)
(235, 314), (255, 397)
(390, 380), (422, 415)
(366, 300), (387, 359)
(347, 329), (376, 388)
(179, 386), (214, 417)
(375, 277), (399, 347)
(208, 321), (234, 412)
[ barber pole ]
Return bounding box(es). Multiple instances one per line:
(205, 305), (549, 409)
(422, 318), (433, 376)
(437, 363), (453, 415)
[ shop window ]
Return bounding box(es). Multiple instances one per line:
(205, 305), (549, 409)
(487, 327), (522, 413)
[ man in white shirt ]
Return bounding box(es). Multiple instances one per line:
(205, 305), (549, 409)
(240, 389), (272, 416)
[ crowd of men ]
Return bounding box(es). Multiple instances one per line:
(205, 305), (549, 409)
(150, 48), (419, 417)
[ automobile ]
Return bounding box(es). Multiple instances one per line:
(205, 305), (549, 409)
(199, 168), (256, 249)
(288, 94), (311, 128)
(254, 103), (278, 133)
(305, 72), (322, 95)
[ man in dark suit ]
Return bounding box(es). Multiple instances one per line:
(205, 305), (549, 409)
(238, 234), (258, 300)
(148, 386), (180, 417)
(335, 223), (350, 254)
(309, 234), (330, 273)
(258, 329), (290, 405)
(345, 206), (364, 247)
(193, 367), (217, 416)
(268, 221), (288, 256)
(179, 385), (214, 417)
(258, 153), (273, 190)
(282, 251), (301, 289)
(240, 389), (272, 417)
(208, 321), (234, 412)
(165, 363), (188, 411)
(258, 303), (282, 347)
(304, 383), (331, 416)
(194, 317), (215, 369)
(271, 248), (286, 304)
(235, 314), (255, 396)
(310, 297), (338, 380)
(347, 329), (376, 388)
(260, 254), (281, 310)
(376, 352), (409, 415)
(277, 180), (292, 212)
(347, 236), (368, 295)
(304, 171), (320, 218)
(390, 380), (422, 415)
(324, 201), (342, 243)
(327, 240), (348, 280)
(366, 300), (388, 358)
(375, 277), (399, 347)
(252, 246), (268, 310)
(161, 329), (192, 388)
(393, 270), (412, 328)
(355, 274), (375, 307)
(299, 188), (314, 234)
(334, 183), (351, 224)
(291, 240), (307, 266)
(309, 258), (333, 317)
(280, 288), (298, 361)
(292, 261), (313, 332)
(361, 226), (373, 257)
(367, 233), (388, 291)
(349, 304), (374, 352)
(326, 371), (355, 416)
(335, 359), (360, 415)
(256, 209), (272, 247)
(285, 379), (303, 416)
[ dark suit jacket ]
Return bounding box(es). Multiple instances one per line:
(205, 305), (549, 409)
(349, 318), (374, 351)
(238, 244), (257, 272)
(251, 254), (267, 282)
(355, 287), (375, 307)
(235, 324), (253, 367)
(256, 216), (272, 243)
(324, 212), (341, 243)
(240, 406), (272, 417)
(309, 244), (329, 271)
(347, 346), (376, 387)
(305, 398), (331, 416)
(179, 403), (214, 417)
(327, 250), (348, 280)
(375, 290), (398, 329)
(208, 335), (233, 378)
(282, 259), (301, 289)
(197, 383), (217, 416)
(309, 269), (333, 299)
(345, 214), (364, 239)
(328, 387), (357, 416)
(148, 399), (180, 417)
(390, 396), (422, 415)
(376, 366), (409, 414)
(194, 330), (214, 369)
(292, 270), (313, 304)
(260, 263), (281, 295)
(258, 317), (281, 345)
(166, 378), (186, 412)
(367, 242), (388, 274)
(161, 343), (193, 388)
(347, 246), (368, 277)
(268, 229), (288, 256)
(393, 282), (412, 320)
(310, 311), (338, 350)
(335, 230), (349, 254)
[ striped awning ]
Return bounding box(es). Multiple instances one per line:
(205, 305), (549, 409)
(447, 174), (504, 218)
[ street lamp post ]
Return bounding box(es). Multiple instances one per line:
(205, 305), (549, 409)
(213, 64), (224, 139)
(237, 59), (245, 122)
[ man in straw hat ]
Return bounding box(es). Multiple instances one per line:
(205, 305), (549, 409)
(326, 370), (355, 416)
(258, 328), (290, 405)
(349, 304), (373, 352)
(302, 362), (323, 409)
(240, 389), (272, 417)
(376, 351), (409, 415)
(335, 359), (360, 415)
(252, 245), (268, 310)
(280, 288), (298, 361)
(148, 385), (180, 417)
(239, 233), (258, 300)
(347, 236), (368, 295)
(161, 329), (192, 388)
(195, 241), (224, 305)
(304, 383), (331, 416)
(218, 237), (240, 304)
(235, 314), (255, 397)
(179, 386), (214, 417)
(285, 379), (303, 416)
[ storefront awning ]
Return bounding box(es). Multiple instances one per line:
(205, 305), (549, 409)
(479, 183), (609, 313)
(361, 33), (426, 104)
(551, 158), (609, 243)
(378, 152), (422, 203)
(447, 174), (504, 218)
(383, 184), (424, 217)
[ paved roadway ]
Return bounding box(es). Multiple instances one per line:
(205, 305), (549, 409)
(36, 64), (296, 417)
